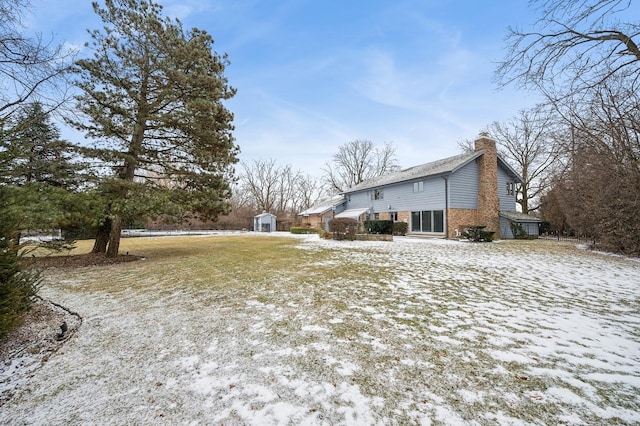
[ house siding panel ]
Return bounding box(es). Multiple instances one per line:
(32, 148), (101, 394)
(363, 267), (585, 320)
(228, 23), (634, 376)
(383, 177), (446, 211)
(347, 177), (446, 213)
(449, 161), (478, 209)
(500, 216), (514, 239)
(498, 167), (517, 211)
(346, 192), (371, 209)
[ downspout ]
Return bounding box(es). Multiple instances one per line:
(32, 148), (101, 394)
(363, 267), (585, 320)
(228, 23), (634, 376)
(442, 175), (449, 239)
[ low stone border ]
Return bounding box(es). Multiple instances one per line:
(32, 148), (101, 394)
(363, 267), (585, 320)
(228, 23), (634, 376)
(355, 234), (393, 241)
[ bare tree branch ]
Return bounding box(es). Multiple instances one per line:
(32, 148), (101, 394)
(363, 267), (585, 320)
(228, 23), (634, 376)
(0, 0), (75, 120)
(322, 139), (400, 194)
(496, 0), (639, 99)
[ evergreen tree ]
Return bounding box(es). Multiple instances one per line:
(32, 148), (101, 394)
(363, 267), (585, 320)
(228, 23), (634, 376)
(0, 102), (86, 235)
(2, 102), (79, 188)
(70, 0), (239, 257)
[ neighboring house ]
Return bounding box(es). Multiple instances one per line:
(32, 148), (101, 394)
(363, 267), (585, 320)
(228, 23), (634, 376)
(298, 195), (346, 231)
(254, 212), (276, 232)
(336, 133), (540, 239)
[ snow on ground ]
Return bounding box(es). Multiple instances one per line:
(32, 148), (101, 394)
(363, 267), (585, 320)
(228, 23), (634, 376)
(1, 235), (639, 425)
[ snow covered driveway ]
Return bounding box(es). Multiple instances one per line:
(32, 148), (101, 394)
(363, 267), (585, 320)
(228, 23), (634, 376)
(2, 236), (639, 425)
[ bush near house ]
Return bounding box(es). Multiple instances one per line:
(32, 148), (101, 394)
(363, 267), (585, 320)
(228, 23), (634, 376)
(393, 222), (408, 236)
(510, 222), (534, 240)
(329, 218), (358, 241)
(364, 220), (393, 235)
(462, 225), (495, 242)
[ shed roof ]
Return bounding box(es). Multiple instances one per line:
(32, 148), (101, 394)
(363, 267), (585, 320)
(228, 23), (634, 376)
(343, 150), (522, 194)
(254, 212), (276, 219)
(499, 211), (541, 222)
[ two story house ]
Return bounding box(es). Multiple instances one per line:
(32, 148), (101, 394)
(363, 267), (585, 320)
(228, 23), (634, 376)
(304, 133), (539, 239)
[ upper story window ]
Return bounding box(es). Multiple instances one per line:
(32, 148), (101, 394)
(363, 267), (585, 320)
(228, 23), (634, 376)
(413, 181), (424, 192)
(371, 189), (383, 200)
(506, 182), (516, 196)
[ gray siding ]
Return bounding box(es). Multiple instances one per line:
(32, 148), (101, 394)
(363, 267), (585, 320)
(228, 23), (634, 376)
(449, 160), (478, 209)
(346, 191), (371, 209)
(498, 167), (517, 211)
(346, 176), (446, 213)
(383, 177), (445, 211)
(500, 216), (514, 239)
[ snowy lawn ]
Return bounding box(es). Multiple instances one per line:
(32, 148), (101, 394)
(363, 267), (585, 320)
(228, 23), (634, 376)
(1, 234), (639, 425)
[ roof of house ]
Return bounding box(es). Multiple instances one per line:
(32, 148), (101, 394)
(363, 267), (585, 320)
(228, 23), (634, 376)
(298, 195), (346, 216)
(342, 150), (522, 194)
(499, 211), (541, 222)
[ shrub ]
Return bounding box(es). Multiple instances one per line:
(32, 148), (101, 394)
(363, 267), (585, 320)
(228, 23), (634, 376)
(462, 225), (495, 242)
(318, 230), (331, 239)
(290, 227), (319, 234)
(364, 220), (393, 235)
(393, 222), (408, 236)
(510, 222), (529, 239)
(329, 218), (358, 241)
(0, 256), (41, 339)
(0, 195), (42, 339)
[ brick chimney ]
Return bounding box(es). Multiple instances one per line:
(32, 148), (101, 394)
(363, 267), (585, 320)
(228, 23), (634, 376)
(475, 132), (500, 238)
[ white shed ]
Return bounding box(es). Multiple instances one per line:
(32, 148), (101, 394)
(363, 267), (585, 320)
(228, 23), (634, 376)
(254, 212), (277, 232)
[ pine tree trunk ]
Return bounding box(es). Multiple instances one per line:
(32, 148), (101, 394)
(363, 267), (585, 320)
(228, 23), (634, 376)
(106, 215), (122, 258)
(92, 217), (111, 254)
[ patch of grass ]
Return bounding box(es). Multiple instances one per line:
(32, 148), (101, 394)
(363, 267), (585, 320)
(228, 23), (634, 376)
(22, 236), (640, 425)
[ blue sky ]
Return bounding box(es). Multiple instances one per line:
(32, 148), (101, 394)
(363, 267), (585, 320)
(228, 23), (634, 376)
(26, 0), (541, 176)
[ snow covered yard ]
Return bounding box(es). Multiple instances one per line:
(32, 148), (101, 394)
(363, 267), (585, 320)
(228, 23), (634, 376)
(1, 234), (639, 425)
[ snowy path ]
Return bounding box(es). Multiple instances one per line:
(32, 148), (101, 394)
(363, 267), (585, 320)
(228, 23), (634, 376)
(1, 236), (639, 425)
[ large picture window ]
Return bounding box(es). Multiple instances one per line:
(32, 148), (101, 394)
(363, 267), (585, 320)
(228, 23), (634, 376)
(411, 210), (444, 233)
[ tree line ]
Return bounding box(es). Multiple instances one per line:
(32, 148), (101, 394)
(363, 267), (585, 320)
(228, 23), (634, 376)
(493, 0), (639, 256)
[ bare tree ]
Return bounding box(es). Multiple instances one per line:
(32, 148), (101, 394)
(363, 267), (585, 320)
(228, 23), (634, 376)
(498, 0), (640, 255)
(496, 0), (640, 100)
(542, 80), (640, 255)
(323, 140), (399, 193)
(489, 106), (563, 214)
(291, 173), (323, 214)
(0, 0), (73, 120)
(456, 138), (475, 153)
(239, 159), (323, 218)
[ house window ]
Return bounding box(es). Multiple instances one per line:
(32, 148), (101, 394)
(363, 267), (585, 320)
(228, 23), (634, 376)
(390, 212), (398, 222)
(506, 182), (515, 196)
(373, 213), (380, 220)
(411, 210), (444, 233)
(413, 181), (424, 192)
(371, 189), (383, 200)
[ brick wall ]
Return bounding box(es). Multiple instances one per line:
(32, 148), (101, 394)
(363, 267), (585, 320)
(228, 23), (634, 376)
(397, 211), (410, 225)
(474, 133), (501, 239)
(448, 208), (479, 238)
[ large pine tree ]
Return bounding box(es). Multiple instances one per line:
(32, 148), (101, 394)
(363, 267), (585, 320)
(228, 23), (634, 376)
(70, 0), (239, 257)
